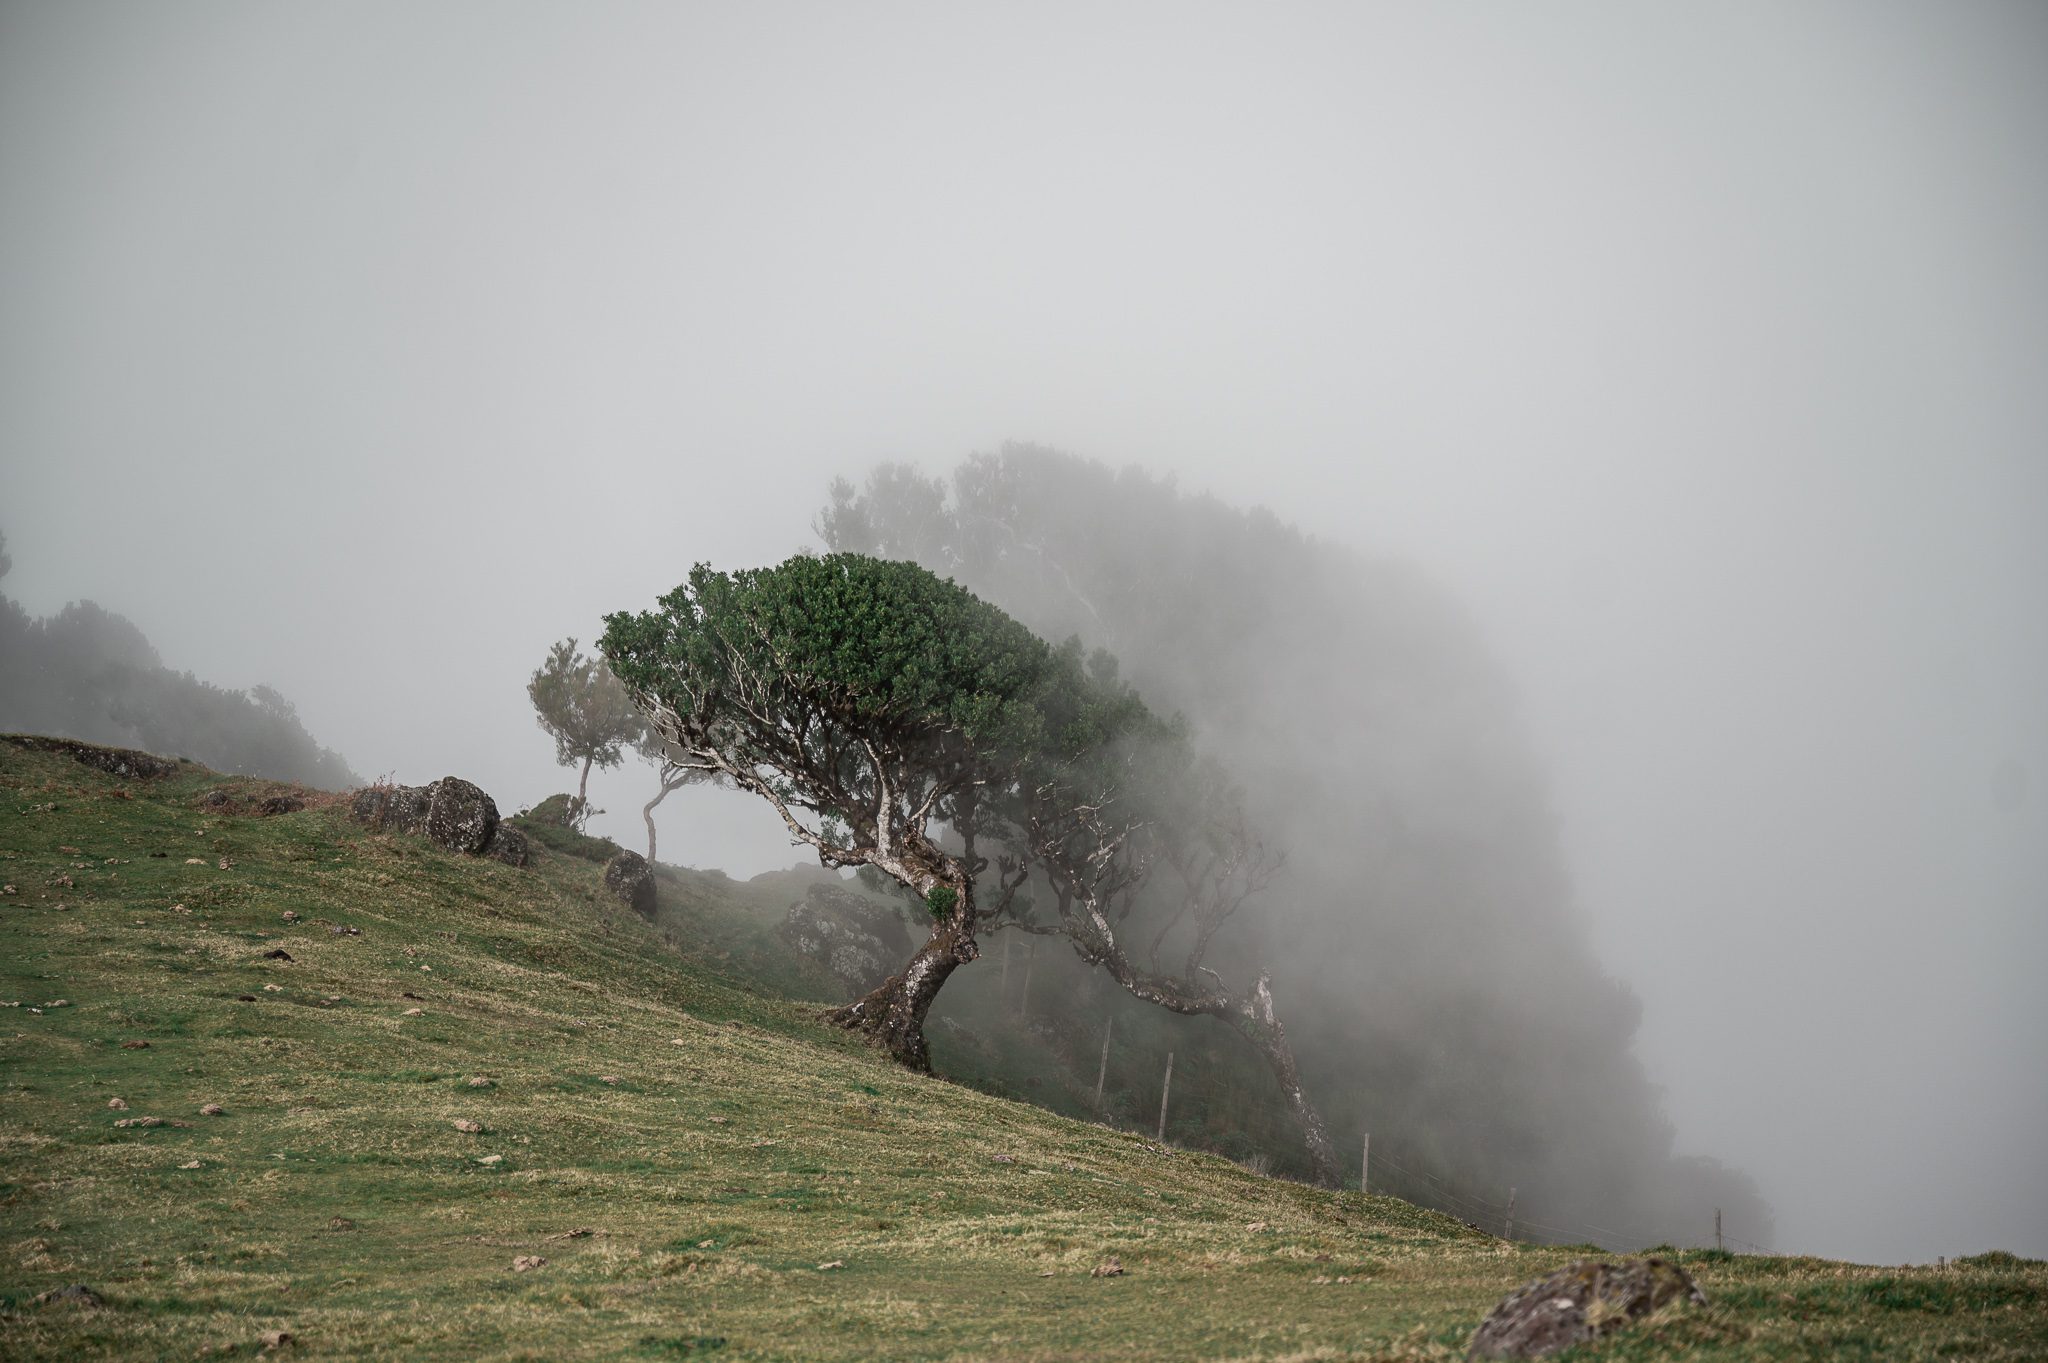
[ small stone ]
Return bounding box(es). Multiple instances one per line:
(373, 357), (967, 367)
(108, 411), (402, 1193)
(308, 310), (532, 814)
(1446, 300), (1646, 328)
(114, 1116), (164, 1128)
(599, 1075), (620, 1084)
(452, 1119), (482, 1133)
(186, 857), (207, 865)
(46, 999), (69, 1008)
(217, 858), (233, 870)
(708, 1116), (728, 1125)
(180, 1159), (202, 1169)
(402, 1008), (423, 1016)
(1246, 1221), (1268, 1232)
(237, 994), (258, 1002)
(817, 1260), (845, 1271)
(263, 949), (293, 962)
(258, 1329), (293, 1349)
(511, 1255), (546, 1271)
(991, 1153), (1016, 1163)
(108, 1097), (128, 1110)
(200, 1103), (224, 1116)
(281, 911), (298, 923)
(467, 1076), (491, 1088)
(121, 1039), (150, 1049)
(263, 985), (284, 993)
(328, 1217), (355, 1231)
(478, 1154), (503, 1165)
(1091, 1257), (1124, 1278)
(35, 1283), (104, 1307)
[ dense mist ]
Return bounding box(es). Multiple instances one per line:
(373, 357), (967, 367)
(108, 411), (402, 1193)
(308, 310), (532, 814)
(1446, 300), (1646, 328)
(2, 2), (2042, 1265)
(821, 446), (1771, 1249)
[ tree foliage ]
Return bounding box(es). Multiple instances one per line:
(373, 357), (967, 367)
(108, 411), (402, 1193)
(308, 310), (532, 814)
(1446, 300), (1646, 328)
(601, 552), (1164, 1067)
(527, 638), (643, 825)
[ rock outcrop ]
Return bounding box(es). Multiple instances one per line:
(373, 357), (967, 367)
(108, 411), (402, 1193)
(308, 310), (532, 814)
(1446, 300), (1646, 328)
(350, 776), (525, 865)
(778, 882), (914, 994)
(602, 850), (656, 917)
(1468, 1257), (1707, 1359)
(484, 821), (530, 867)
(3, 734), (182, 780)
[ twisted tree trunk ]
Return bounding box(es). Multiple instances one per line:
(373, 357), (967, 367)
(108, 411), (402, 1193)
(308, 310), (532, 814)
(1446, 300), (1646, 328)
(1074, 925), (1341, 1185)
(823, 912), (979, 1070)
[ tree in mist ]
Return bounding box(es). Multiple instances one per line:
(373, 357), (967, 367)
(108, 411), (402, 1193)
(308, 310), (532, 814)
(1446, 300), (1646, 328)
(0, 529), (357, 788)
(819, 446), (1774, 1244)
(633, 725), (719, 865)
(1019, 736), (1344, 1184)
(601, 553), (1151, 1069)
(527, 638), (643, 828)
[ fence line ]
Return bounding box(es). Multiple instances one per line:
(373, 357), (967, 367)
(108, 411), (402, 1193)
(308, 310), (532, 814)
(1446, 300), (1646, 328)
(1361, 1139), (1776, 1257)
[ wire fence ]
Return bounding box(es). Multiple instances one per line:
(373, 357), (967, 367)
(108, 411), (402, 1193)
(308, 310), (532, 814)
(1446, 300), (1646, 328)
(1363, 1142), (1777, 1257)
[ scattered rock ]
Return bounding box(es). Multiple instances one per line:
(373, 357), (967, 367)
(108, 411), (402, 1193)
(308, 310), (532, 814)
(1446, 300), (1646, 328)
(467, 1076), (492, 1088)
(350, 783), (433, 835)
(121, 1038), (151, 1049)
(452, 1119), (482, 1133)
(328, 1217), (356, 1232)
(777, 883), (913, 993)
(602, 851), (657, 918)
(1467, 1257), (1707, 1360)
(200, 1103), (224, 1116)
(426, 777), (499, 855)
(817, 1260), (845, 1271)
(186, 857), (208, 865)
(259, 1329), (294, 1350)
(263, 985), (284, 993)
(108, 1097), (128, 1110)
(330, 924), (362, 936)
(114, 1116), (164, 1128)
(991, 1153), (1016, 1164)
(599, 1075), (621, 1085)
(482, 821), (529, 867)
(237, 994), (258, 1002)
(255, 794), (304, 816)
(34, 1283), (106, 1308)
(262, 950), (293, 962)
(217, 858), (233, 870)
(512, 1255), (546, 1271)
(1091, 1257), (1125, 1278)
(478, 1154), (503, 1166)
(46, 999), (69, 1008)
(402, 1008), (424, 1017)
(281, 911), (299, 923)
(180, 1159), (202, 1169)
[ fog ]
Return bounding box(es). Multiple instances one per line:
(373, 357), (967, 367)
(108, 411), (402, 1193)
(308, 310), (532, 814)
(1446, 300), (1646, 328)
(3, 2), (2043, 1265)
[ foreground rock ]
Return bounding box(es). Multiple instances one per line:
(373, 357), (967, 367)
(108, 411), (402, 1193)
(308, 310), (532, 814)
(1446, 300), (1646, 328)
(778, 883), (913, 994)
(602, 851), (656, 917)
(350, 776), (526, 865)
(1468, 1257), (1707, 1359)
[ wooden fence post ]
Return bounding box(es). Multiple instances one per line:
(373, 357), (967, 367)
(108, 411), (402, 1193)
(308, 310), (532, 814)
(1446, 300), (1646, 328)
(1156, 1051), (1174, 1142)
(1715, 1208), (1723, 1253)
(1094, 1015), (1114, 1115)
(1505, 1187), (1517, 1241)
(1361, 1132), (1370, 1195)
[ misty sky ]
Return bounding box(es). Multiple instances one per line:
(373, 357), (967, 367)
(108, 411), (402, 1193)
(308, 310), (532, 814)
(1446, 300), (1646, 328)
(3, 2), (2044, 1265)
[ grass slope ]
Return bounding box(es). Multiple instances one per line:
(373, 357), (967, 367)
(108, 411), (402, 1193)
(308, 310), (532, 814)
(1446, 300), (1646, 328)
(1, 739), (2042, 1361)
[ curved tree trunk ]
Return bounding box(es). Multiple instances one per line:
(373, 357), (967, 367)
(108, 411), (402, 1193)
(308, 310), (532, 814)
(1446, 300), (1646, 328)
(1225, 975), (1342, 1187)
(823, 912), (979, 1070)
(1079, 935), (1342, 1186)
(574, 754), (594, 828)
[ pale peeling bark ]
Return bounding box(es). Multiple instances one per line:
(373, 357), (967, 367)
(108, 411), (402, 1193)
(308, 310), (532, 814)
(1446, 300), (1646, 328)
(823, 910), (979, 1070)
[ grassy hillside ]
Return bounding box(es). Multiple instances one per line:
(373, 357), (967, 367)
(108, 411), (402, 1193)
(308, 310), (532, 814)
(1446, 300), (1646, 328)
(2, 738), (2042, 1361)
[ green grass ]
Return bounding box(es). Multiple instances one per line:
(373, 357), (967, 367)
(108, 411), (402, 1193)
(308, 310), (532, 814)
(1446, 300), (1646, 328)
(2, 737), (2044, 1360)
